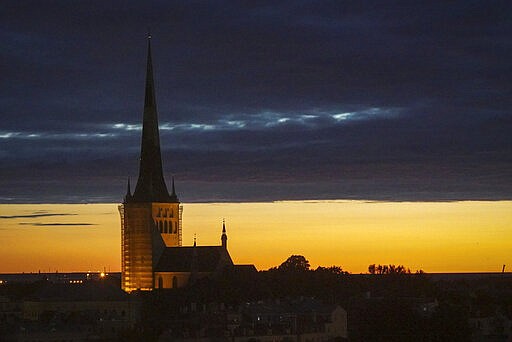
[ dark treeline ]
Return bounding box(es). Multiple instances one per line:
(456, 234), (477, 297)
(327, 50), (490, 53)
(368, 263), (425, 275)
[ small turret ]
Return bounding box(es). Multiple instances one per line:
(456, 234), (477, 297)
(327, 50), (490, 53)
(169, 176), (179, 202)
(221, 219), (227, 249)
(190, 234), (198, 282)
(124, 178), (132, 203)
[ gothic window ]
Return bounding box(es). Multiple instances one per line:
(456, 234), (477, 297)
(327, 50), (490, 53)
(172, 276), (178, 289)
(158, 276), (163, 289)
(164, 220), (169, 234)
(158, 221), (163, 233)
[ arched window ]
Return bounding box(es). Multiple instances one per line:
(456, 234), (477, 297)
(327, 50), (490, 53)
(158, 221), (163, 233)
(158, 276), (163, 289)
(164, 221), (169, 234)
(172, 276), (178, 289)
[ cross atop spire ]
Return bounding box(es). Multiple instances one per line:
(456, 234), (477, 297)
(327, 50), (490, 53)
(131, 35), (178, 203)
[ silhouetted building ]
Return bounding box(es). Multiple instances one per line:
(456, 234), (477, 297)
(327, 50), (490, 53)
(157, 298), (348, 341)
(1, 280), (138, 341)
(119, 36), (234, 292)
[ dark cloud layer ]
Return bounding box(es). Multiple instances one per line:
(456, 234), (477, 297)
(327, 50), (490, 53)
(18, 223), (96, 227)
(0, 213), (77, 219)
(1, 1), (511, 202)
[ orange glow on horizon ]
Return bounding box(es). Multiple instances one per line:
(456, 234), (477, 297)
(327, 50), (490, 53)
(0, 201), (511, 274)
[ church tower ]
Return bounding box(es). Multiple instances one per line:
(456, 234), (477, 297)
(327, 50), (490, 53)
(119, 36), (182, 292)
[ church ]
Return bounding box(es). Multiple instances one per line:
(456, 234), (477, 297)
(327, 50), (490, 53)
(118, 36), (235, 292)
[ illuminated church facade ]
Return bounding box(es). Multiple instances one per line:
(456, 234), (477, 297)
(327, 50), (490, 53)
(119, 37), (233, 292)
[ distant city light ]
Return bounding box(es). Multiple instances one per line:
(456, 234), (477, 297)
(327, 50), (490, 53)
(100, 272), (106, 278)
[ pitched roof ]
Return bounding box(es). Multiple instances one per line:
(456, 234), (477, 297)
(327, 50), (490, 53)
(234, 264), (258, 273)
(155, 246), (233, 273)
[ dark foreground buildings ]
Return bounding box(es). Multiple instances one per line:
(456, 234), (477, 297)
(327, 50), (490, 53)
(0, 274), (350, 341)
(3, 271), (512, 341)
(0, 274), (139, 341)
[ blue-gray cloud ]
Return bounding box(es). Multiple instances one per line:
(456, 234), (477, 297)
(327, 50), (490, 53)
(1, 1), (511, 202)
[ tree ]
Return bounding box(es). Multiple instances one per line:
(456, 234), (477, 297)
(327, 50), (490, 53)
(368, 264), (422, 274)
(316, 266), (348, 275)
(368, 264), (376, 274)
(278, 255), (310, 272)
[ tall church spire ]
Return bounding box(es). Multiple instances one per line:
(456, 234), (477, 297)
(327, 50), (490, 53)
(132, 35), (176, 203)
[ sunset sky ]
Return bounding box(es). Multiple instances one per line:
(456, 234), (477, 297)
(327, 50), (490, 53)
(1, 1), (511, 203)
(1, 201), (511, 274)
(1, 2), (511, 274)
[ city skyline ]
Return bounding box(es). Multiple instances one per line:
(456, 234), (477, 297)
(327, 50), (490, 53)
(2, 1), (511, 203)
